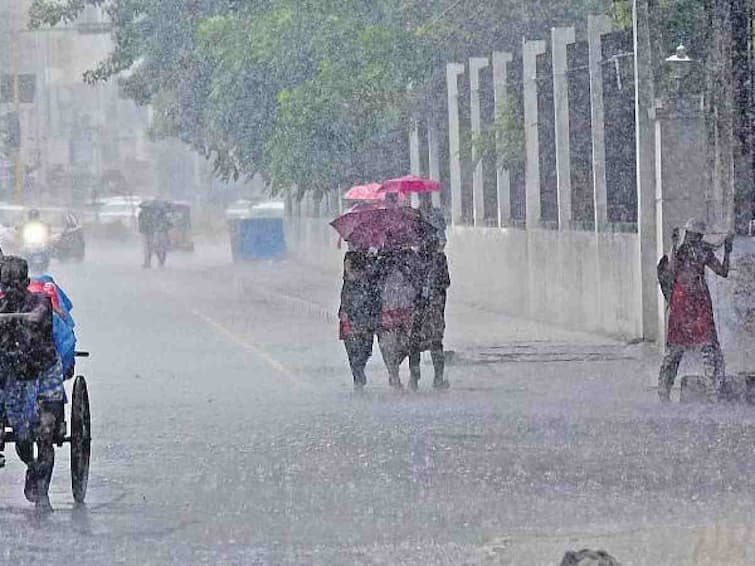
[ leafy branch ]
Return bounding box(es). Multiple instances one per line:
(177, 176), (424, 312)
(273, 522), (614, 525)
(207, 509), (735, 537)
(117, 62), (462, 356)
(464, 97), (524, 172)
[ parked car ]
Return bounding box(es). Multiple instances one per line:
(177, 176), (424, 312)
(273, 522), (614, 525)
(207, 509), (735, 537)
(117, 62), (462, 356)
(97, 196), (143, 227)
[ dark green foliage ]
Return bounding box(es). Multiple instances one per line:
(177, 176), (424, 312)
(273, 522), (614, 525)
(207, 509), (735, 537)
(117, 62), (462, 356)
(28, 0), (613, 195)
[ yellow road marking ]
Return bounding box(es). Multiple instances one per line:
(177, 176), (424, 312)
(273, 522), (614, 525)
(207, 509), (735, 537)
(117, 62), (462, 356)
(190, 308), (295, 378)
(154, 278), (311, 389)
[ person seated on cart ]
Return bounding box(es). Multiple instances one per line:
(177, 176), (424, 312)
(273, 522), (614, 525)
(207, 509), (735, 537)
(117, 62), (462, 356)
(30, 274), (77, 381)
(0, 256), (62, 510)
(28, 274), (76, 443)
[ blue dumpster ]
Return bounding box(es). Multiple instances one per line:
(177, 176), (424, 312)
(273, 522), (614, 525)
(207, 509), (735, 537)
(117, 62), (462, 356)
(228, 201), (286, 261)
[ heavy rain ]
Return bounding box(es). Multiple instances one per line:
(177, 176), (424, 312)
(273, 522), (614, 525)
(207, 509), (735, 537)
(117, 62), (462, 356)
(0, 0), (755, 564)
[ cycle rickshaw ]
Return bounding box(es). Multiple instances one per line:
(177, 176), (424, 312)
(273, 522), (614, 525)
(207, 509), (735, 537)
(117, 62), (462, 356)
(0, 349), (91, 504)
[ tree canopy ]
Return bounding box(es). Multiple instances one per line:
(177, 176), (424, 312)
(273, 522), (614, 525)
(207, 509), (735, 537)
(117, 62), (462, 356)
(29, 0), (612, 196)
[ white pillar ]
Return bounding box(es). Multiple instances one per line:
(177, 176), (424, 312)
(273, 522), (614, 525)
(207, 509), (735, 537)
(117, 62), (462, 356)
(427, 117), (442, 207)
(552, 26), (576, 230)
(523, 39), (547, 229)
(446, 62), (465, 225)
(588, 15), (613, 232)
(633, 0), (659, 342)
(587, 15), (614, 336)
(654, 105), (666, 342)
(493, 51), (513, 227)
(469, 56), (489, 226)
(409, 118), (421, 207)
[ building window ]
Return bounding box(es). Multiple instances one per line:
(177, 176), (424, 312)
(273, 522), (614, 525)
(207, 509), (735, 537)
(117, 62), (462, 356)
(1, 74), (37, 104)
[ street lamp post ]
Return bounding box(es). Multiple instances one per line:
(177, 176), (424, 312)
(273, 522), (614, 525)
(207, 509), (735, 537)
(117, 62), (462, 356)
(664, 44), (695, 99)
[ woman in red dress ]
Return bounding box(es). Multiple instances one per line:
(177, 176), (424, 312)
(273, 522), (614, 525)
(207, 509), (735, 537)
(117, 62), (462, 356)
(658, 218), (733, 402)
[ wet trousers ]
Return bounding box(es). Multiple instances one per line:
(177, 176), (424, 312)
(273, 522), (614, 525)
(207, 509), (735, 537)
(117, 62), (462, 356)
(143, 232), (168, 268)
(409, 341), (445, 385)
(16, 401), (59, 499)
(344, 333), (373, 386)
(377, 329), (410, 386)
(658, 342), (724, 401)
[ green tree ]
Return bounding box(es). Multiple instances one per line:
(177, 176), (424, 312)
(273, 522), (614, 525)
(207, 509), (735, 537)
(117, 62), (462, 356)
(29, 0), (616, 196)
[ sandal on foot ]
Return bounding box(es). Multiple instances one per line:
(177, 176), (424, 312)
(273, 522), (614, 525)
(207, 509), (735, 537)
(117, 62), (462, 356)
(24, 468), (39, 503)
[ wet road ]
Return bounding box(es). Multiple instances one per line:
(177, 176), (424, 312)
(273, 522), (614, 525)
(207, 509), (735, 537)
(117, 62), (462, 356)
(1, 242), (755, 565)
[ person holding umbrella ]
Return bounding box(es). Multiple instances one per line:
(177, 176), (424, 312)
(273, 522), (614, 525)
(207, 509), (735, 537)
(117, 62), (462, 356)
(138, 200), (172, 269)
(658, 218), (733, 402)
(378, 179), (449, 390)
(338, 248), (381, 390)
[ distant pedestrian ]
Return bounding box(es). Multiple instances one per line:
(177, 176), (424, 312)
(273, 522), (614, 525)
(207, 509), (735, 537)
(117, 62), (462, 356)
(138, 201), (172, 268)
(339, 250), (381, 390)
(377, 248), (420, 389)
(408, 235), (450, 391)
(658, 218), (733, 402)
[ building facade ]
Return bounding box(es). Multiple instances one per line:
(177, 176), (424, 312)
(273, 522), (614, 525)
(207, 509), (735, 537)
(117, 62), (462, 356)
(0, 1), (202, 206)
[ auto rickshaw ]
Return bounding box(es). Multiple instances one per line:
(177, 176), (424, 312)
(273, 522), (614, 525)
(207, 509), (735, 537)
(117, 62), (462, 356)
(227, 200), (286, 261)
(166, 201), (195, 252)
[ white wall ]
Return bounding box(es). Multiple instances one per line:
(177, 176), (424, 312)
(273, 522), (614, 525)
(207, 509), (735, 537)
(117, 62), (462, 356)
(285, 218), (643, 340)
(710, 239), (755, 374)
(447, 227), (641, 339)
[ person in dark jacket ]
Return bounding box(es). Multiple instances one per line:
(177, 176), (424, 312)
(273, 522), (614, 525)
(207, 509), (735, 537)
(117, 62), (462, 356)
(658, 218), (733, 402)
(0, 256), (61, 510)
(138, 201), (172, 268)
(339, 250), (381, 390)
(409, 236), (451, 390)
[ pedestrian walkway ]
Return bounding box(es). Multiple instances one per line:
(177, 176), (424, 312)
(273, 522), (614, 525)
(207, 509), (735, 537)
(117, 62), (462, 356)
(230, 257), (627, 354)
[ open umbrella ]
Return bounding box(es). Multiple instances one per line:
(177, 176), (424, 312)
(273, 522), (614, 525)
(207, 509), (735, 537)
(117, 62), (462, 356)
(330, 205), (432, 250)
(378, 175), (441, 195)
(344, 183), (407, 202)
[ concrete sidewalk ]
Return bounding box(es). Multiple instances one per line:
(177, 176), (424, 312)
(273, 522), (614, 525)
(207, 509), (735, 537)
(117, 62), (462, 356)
(225, 256), (680, 402)
(229, 258), (623, 346)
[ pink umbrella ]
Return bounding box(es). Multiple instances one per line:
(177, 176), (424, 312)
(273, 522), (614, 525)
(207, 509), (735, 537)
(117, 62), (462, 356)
(378, 175), (441, 195)
(330, 205), (432, 250)
(344, 183), (407, 202)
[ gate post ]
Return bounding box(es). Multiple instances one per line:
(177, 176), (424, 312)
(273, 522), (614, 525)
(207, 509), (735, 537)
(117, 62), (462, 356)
(633, 0), (659, 342)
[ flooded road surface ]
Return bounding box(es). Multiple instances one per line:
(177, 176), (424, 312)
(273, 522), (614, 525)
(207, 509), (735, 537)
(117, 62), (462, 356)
(0, 242), (754, 565)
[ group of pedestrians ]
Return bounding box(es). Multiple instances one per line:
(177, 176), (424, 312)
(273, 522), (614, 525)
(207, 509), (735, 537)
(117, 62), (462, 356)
(336, 192), (736, 401)
(338, 198), (450, 391)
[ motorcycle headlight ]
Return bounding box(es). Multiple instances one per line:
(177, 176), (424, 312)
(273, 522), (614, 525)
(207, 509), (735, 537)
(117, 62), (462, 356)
(22, 223), (49, 246)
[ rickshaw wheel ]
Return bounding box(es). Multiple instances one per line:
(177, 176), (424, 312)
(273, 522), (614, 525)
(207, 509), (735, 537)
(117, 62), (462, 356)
(70, 375), (91, 504)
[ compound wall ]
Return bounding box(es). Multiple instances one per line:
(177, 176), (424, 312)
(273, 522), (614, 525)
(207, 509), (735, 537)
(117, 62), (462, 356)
(285, 218), (643, 341)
